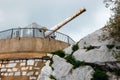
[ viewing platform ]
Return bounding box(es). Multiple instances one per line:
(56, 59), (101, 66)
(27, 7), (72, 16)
(0, 28), (75, 60)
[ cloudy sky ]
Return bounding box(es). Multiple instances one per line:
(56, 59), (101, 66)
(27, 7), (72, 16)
(0, 0), (111, 41)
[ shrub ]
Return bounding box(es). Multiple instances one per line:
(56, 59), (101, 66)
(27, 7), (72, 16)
(72, 43), (79, 53)
(49, 75), (56, 80)
(104, 0), (120, 41)
(42, 56), (51, 60)
(65, 54), (85, 69)
(52, 50), (65, 58)
(65, 54), (75, 64)
(92, 68), (108, 80)
(73, 61), (85, 69)
(84, 45), (96, 51)
(113, 69), (120, 76)
(116, 46), (120, 49)
(106, 44), (115, 49)
(112, 50), (120, 60)
(49, 59), (53, 66)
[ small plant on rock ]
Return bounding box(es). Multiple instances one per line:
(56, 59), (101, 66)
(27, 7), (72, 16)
(49, 59), (53, 66)
(116, 46), (120, 49)
(113, 69), (120, 76)
(65, 54), (75, 64)
(49, 75), (56, 80)
(65, 54), (85, 69)
(115, 70), (120, 76)
(91, 68), (108, 80)
(84, 45), (96, 51)
(51, 50), (65, 58)
(106, 44), (115, 49)
(42, 56), (51, 60)
(72, 43), (79, 53)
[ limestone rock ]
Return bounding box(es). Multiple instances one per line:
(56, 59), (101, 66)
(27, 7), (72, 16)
(37, 60), (52, 80)
(39, 27), (120, 80)
(73, 46), (116, 63)
(64, 45), (73, 54)
(52, 55), (73, 79)
(59, 66), (94, 80)
(107, 72), (120, 80)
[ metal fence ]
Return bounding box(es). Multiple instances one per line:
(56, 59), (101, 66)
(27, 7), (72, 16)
(0, 28), (75, 44)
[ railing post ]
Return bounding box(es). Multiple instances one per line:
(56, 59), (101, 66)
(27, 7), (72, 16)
(11, 29), (13, 38)
(67, 36), (70, 44)
(33, 28), (35, 37)
(43, 29), (45, 38)
(19, 28), (21, 38)
(18, 28), (20, 39)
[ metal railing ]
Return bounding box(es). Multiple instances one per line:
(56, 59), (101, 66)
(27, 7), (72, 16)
(0, 28), (75, 44)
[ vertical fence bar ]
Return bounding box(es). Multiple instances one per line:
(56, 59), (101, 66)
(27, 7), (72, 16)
(11, 29), (13, 38)
(67, 36), (69, 44)
(43, 29), (45, 38)
(0, 28), (75, 45)
(33, 28), (35, 37)
(19, 28), (21, 38)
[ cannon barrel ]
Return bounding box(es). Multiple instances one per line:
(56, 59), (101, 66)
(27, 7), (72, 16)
(45, 8), (86, 37)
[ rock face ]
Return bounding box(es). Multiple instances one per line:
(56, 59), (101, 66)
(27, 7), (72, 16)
(52, 55), (94, 80)
(52, 55), (73, 79)
(37, 60), (52, 80)
(38, 27), (120, 80)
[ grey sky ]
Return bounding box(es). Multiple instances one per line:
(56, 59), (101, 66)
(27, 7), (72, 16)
(0, 0), (111, 41)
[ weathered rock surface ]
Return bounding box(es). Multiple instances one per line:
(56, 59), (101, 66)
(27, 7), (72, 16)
(58, 66), (94, 80)
(52, 55), (73, 79)
(37, 61), (52, 80)
(38, 27), (120, 80)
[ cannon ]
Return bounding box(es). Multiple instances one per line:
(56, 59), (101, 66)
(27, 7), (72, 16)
(10, 8), (86, 40)
(45, 8), (86, 37)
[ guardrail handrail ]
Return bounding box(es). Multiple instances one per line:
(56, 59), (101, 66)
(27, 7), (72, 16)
(0, 28), (75, 45)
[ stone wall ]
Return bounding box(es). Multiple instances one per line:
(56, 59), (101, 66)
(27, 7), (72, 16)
(0, 59), (45, 80)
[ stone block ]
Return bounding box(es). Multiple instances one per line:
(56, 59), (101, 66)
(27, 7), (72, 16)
(1, 68), (6, 72)
(20, 63), (26, 66)
(27, 71), (34, 76)
(9, 72), (14, 76)
(27, 60), (34, 66)
(12, 68), (18, 72)
(22, 71), (27, 75)
(15, 72), (21, 76)
(6, 63), (16, 68)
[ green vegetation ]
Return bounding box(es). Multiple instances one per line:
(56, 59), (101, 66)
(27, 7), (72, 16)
(49, 59), (53, 66)
(116, 46), (120, 49)
(98, 34), (109, 41)
(112, 50), (120, 60)
(49, 75), (56, 80)
(52, 50), (65, 58)
(42, 56), (51, 60)
(106, 44), (115, 49)
(50, 50), (65, 70)
(104, 0), (120, 41)
(114, 69), (120, 76)
(72, 43), (79, 53)
(91, 68), (108, 80)
(65, 54), (75, 65)
(65, 54), (85, 69)
(84, 45), (96, 51)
